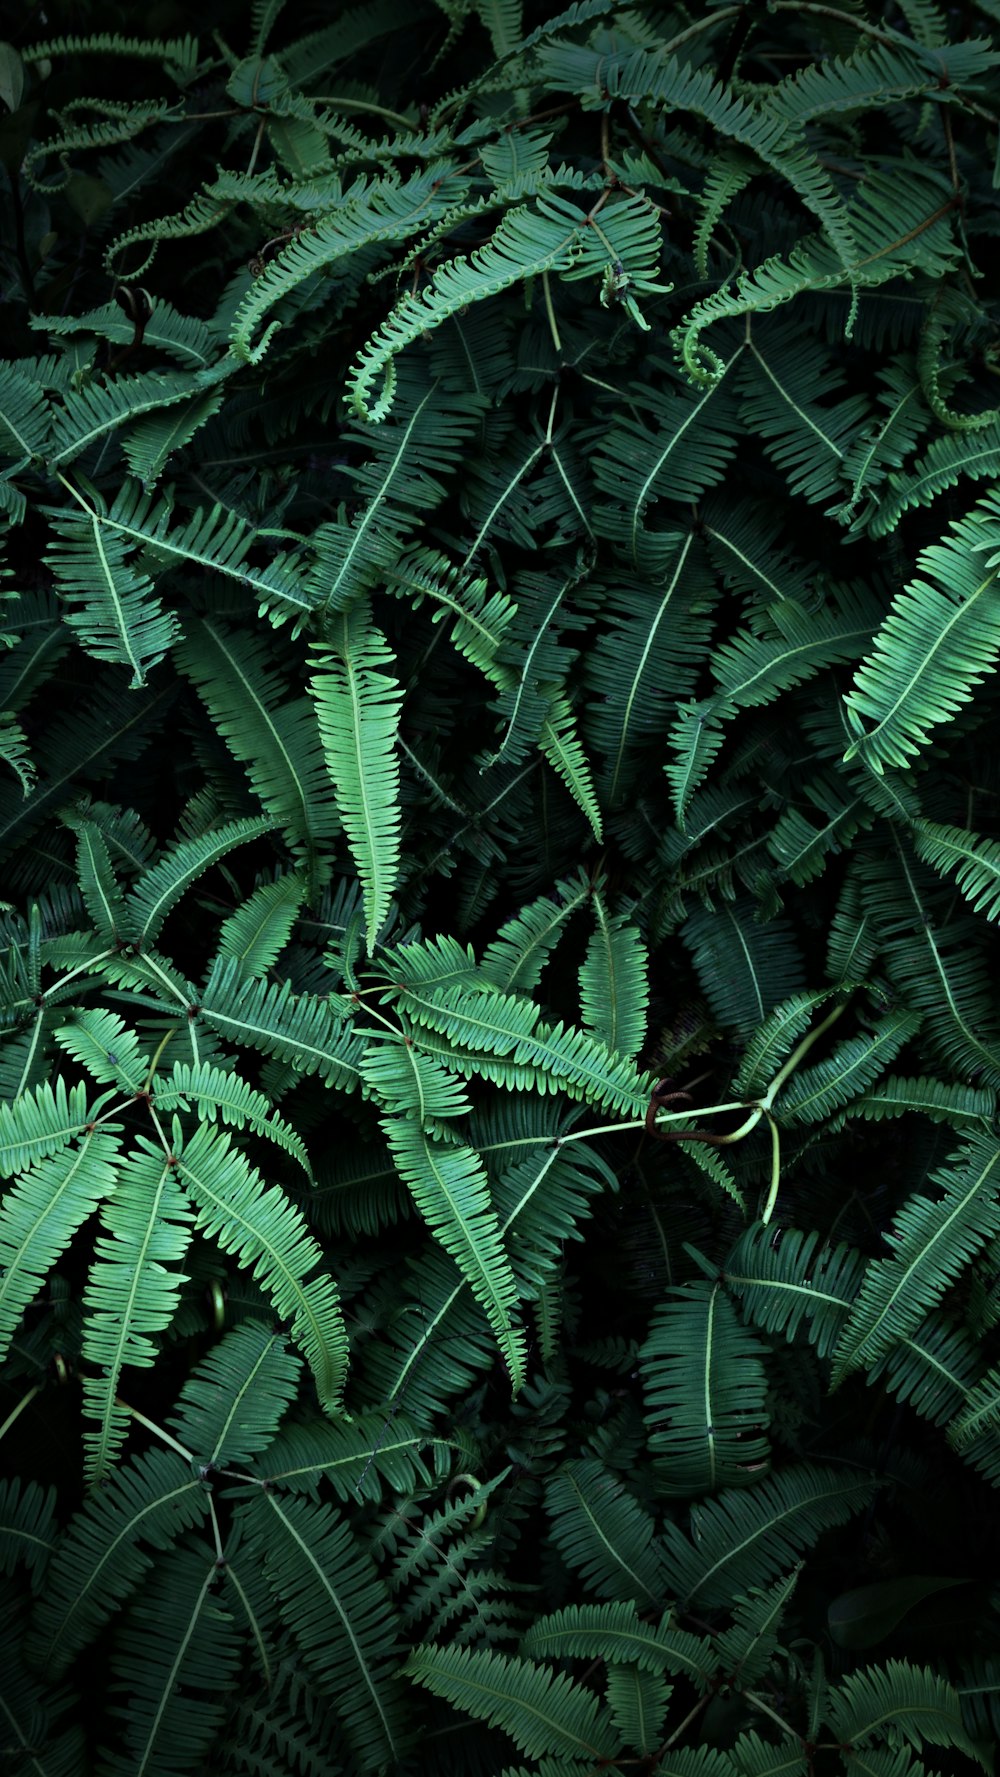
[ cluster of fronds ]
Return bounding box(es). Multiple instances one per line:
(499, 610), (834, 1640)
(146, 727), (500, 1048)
(3, 0), (1000, 1771)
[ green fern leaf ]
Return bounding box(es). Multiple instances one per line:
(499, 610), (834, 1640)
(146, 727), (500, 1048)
(173, 1120), (349, 1412)
(640, 1282), (770, 1495)
(521, 1602), (713, 1683)
(44, 486), (181, 686)
(0, 1076), (95, 1176)
(579, 893), (648, 1060)
(405, 1643), (619, 1763)
(168, 1319), (302, 1468)
(844, 491), (1000, 773)
(827, 1661), (985, 1767)
(659, 1460), (878, 1608)
(243, 1489), (406, 1772)
(27, 1448), (209, 1675)
(773, 1010), (920, 1126)
(912, 819), (1000, 922)
(154, 1058), (312, 1175)
(199, 958), (365, 1091)
(545, 1457), (666, 1605)
(382, 1118), (525, 1391)
(175, 618), (340, 883)
(81, 1138), (194, 1481)
(123, 815), (274, 943)
(724, 1224), (867, 1360)
(831, 1132), (1000, 1384)
(311, 603), (403, 953)
(102, 1539), (242, 1777)
(0, 1130), (119, 1363)
(214, 871), (305, 977)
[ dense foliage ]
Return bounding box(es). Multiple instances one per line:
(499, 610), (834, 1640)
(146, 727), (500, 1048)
(3, 0), (1000, 1771)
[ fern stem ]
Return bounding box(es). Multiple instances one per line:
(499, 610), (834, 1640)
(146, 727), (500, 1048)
(761, 1002), (847, 1109)
(0, 1383), (41, 1442)
(310, 95), (416, 130)
(658, 7), (741, 57)
(541, 271), (562, 354)
(118, 1399), (195, 1463)
(556, 1101), (753, 1145)
(742, 1688), (803, 1742)
(768, 1), (897, 44)
(759, 1113), (782, 1227)
(42, 945), (117, 998)
(145, 1025), (179, 1091)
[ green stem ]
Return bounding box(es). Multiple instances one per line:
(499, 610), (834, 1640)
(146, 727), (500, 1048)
(761, 1001), (847, 1110)
(0, 1383), (42, 1441)
(541, 270), (562, 353)
(760, 1113), (782, 1226)
(119, 1399), (195, 1463)
(310, 96), (416, 130)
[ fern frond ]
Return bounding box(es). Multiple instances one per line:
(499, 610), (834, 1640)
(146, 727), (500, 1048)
(400, 979), (655, 1115)
(521, 1602), (713, 1683)
(0, 1076), (94, 1176)
(405, 1642), (619, 1763)
(199, 958), (365, 1090)
(545, 1458), (666, 1605)
(724, 1224), (868, 1360)
(579, 894), (648, 1061)
(103, 1539), (242, 1777)
(123, 815), (274, 943)
(659, 1460), (878, 1607)
(912, 819), (1000, 922)
(681, 901), (806, 1037)
(153, 1059), (312, 1175)
(81, 1138), (194, 1481)
(639, 1282), (770, 1495)
(773, 1010), (920, 1126)
(168, 1319), (301, 1468)
(27, 1448), (208, 1675)
(480, 867), (590, 993)
(0, 1477), (57, 1588)
(831, 1132), (1000, 1384)
(214, 871), (304, 978)
(44, 486), (181, 686)
(0, 1130), (119, 1363)
(175, 619), (340, 882)
(844, 490), (1000, 773)
(382, 1118), (525, 1391)
(174, 1120), (349, 1412)
(827, 1661), (984, 1767)
(243, 1489), (406, 1772)
(311, 603), (403, 953)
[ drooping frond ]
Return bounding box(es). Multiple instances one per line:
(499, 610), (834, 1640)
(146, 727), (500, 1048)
(520, 1603), (713, 1684)
(310, 603), (403, 953)
(381, 1118), (525, 1391)
(545, 1458), (667, 1606)
(831, 1133), (1000, 1384)
(199, 957), (365, 1091)
(81, 1139), (194, 1481)
(27, 1448), (209, 1675)
(659, 1461), (878, 1608)
(579, 894), (649, 1061)
(175, 619), (340, 883)
(173, 1121), (349, 1412)
(639, 1282), (770, 1495)
(724, 1224), (867, 1361)
(405, 1643), (619, 1764)
(154, 1059), (312, 1174)
(168, 1319), (301, 1470)
(0, 1130), (120, 1362)
(843, 490), (1000, 774)
(44, 485), (181, 686)
(243, 1490), (406, 1772)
